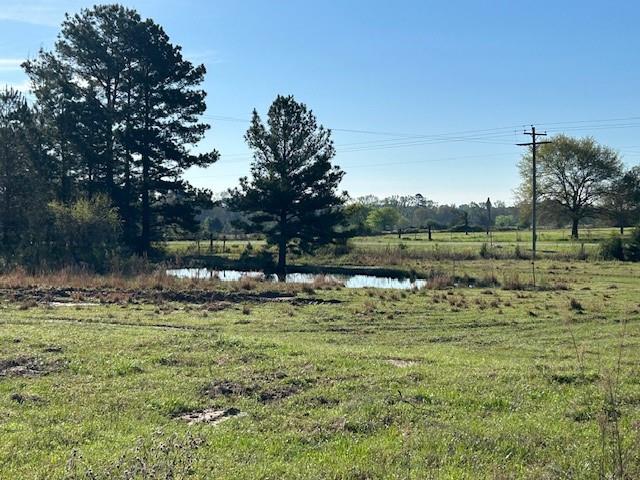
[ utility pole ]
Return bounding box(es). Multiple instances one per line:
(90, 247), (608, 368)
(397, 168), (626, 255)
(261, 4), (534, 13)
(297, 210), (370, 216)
(485, 197), (492, 242)
(517, 126), (551, 286)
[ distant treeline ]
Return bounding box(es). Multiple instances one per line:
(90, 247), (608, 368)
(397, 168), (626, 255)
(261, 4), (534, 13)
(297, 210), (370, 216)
(194, 193), (635, 240)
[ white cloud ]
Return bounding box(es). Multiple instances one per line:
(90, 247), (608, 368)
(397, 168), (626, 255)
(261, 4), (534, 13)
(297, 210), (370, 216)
(0, 59), (25, 71)
(0, 1), (85, 27)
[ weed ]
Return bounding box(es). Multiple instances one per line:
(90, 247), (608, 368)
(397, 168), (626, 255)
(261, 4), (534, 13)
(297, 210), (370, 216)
(569, 298), (584, 312)
(65, 430), (205, 479)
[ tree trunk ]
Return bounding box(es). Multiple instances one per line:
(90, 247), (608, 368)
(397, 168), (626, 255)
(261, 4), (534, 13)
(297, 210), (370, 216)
(620, 225), (624, 235)
(140, 152), (150, 255)
(428, 225), (432, 241)
(140, 87), (151, 255)
(277, 212), (287, 277)
(277, 238), (286, 278)
(571, 218), (579, 239)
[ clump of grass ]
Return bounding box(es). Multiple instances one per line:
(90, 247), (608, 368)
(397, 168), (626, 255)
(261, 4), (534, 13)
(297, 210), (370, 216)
(301, 283), (315, 294)
(236, 275), (258, 291)
(18, 300), (38, 310)
(476, 272), (499, 288)
(425, 274), (453, 290)
(502, 271), (526, 290)
(569, 298), (584, 312)
(311, 275), (344, 290)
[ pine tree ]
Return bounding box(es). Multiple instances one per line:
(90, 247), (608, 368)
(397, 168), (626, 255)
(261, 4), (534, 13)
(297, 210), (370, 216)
(228, 95), (348, 274)
(130, 18), (217, 253)
(0, 88), (49, 257)
(24, 4), (218, 254)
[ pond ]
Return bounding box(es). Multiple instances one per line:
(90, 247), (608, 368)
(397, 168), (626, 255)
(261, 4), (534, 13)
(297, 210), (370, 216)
(166, 268), (427, 290)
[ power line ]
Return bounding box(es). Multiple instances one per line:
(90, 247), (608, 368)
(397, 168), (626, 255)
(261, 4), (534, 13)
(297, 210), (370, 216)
(517, 126), (552, 279)
(188, 152), (516, 179)
(203, 112), (640, 137)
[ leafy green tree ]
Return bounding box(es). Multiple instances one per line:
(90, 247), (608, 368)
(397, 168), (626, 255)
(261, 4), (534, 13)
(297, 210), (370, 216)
(518, 135), (622, 239)
(366, 207), (403, 233)
(228, 95), (348, 273)
(49, 195), (121, 270)
(602, 166), (640, 235)
(22, 52), (85, 203)
(494, 214), (517, 229)
(345, 203), (373, 234)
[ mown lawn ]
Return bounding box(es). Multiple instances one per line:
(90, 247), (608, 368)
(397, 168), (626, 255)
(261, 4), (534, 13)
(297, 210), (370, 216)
(1, 260), (639, 478)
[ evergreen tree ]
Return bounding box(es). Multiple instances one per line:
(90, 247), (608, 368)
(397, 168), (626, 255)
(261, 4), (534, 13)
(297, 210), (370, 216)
(0, 88), (50, 259)
(228, 95), (348, 273)
(129, 18), (217, 253)
(24, 4), (218, 254)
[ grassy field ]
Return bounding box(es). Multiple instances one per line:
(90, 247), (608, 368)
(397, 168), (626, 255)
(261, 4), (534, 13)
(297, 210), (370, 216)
(1, 260), (640, 479)
(166, 227), (628, 264)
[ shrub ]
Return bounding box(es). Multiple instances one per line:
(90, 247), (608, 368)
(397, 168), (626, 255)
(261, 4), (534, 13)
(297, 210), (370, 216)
(48, 195), (122, 272)
(332, 238), (353, 256)
(600, 235), (625, 261)
(626, 227), (640, 261)
(476, 272), (500, 288)
(600, 227), (640, 262)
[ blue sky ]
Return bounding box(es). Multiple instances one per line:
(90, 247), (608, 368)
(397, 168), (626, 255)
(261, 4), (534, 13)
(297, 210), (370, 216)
(2, 1), (640, 204)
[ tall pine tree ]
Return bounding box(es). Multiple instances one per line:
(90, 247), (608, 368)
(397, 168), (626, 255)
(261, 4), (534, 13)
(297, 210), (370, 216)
(24, 4), (218, 254)
(228, 95), (348, 273)
(130, 18), (217, 253)
(0, 88), (50, 258)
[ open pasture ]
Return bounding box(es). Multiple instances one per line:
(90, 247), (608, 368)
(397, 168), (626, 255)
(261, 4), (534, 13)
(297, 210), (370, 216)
(1, 260), (639, 478)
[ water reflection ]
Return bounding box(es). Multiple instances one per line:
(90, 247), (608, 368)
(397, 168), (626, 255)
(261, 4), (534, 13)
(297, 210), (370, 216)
(166, 269), (426, 290)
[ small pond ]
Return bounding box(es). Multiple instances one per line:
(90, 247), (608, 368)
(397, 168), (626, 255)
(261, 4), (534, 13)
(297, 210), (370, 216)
(166, 268), (427, 290)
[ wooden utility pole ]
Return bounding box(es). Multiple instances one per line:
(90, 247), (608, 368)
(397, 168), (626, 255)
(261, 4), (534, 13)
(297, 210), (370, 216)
(485, 197), (492, 246)
(517, 126), (552, 287)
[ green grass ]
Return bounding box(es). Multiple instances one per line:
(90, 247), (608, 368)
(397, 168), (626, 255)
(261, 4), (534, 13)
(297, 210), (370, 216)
(165, 227), (629, 264)
(1, 260), (640, 478)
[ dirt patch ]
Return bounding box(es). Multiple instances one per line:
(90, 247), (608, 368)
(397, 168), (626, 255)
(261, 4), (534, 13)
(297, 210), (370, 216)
(386, 359), (418, 368)
(258, 385), (301, 402)
(204, 380), (255, 397)
(203, 373), (315, 404)
(0, 356), (65, 378)
(0, 286), (339, 307)
(178, 407), (244, 426)
(10, 392), (45, 404)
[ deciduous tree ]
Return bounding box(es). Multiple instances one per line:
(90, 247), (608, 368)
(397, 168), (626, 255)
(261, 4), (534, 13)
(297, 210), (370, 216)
(518, 135), (622, 239)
